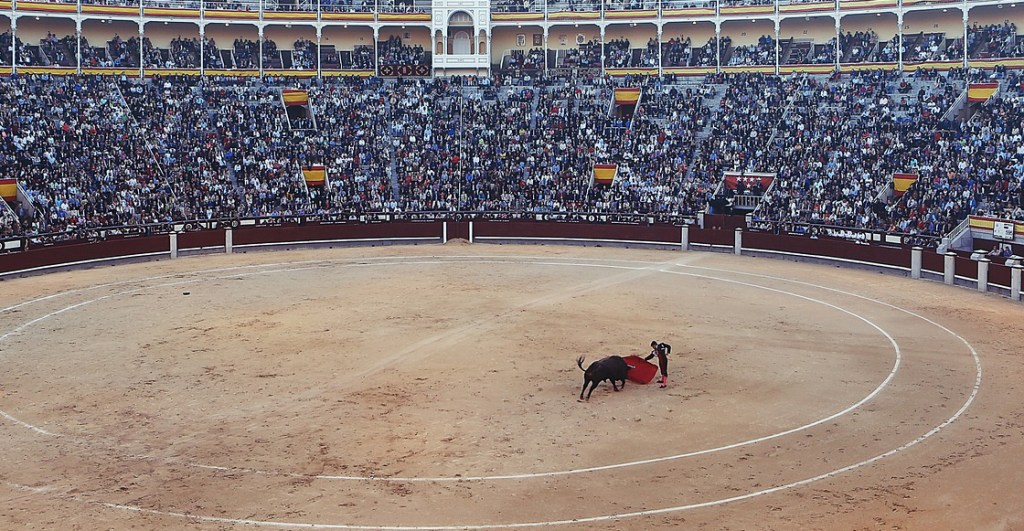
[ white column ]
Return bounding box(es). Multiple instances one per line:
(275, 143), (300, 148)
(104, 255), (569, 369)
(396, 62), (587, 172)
(442, 221), (448, 243)
(199, 25), (205, 76)
(543, 29), (549, 73)
(962, 8), (969, 70)
(170, 232), (179, 259)
(944, 251), (956, 285)
(139, 23), (145, 79)
(734, 227), (742, 256)
(258, 25), (265, 78)
(714, 21), (721, 73)
(9, 18), (14, 75)
(76, 20), (83, 75)
(656, 25), (663, 77)
(896, 13), (903, 72)
(977, 257), (989, 293)
(225, 228), (233, 254)
(680, 225), (689, 251)
(911, 246), (922, 279)
(774, 18), (780, 76)
(469, 222), (474, 243)
(1012, 265), (1022, 302)
(834, 17), (841, 72)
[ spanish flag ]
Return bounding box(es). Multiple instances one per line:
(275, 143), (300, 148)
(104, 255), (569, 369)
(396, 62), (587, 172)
(303, 165), (326, 186)
(614, 87), (641, 105)
(282, 89), (309, 107)
(892, 172), (918, 196)
(0, 179), (17, 202)
(593, 163), (617, 185)
(967, 83), (998, 102)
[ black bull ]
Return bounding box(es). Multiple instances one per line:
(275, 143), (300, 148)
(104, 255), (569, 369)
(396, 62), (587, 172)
(576, 355), (630, 401)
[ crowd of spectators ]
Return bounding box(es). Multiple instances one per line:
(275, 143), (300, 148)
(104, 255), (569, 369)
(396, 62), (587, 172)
(8, 26), (1024, 73)
(38, 33), (78, 68)
(107, 35), (142, 68)
(504, 49), (545, 72)
(559, 42), (602, 69)
(968, 23), (1024, 59)
(0, 76), (175, 235)
(840, 31), (877, 63)
(168, 37), (202, 69)
(547, 0), (598, 11)
(292, 39), (316, 69)
(491, 0), (539, 12)
(378, 0), (425, 13)
(605, 0), (656, 10)
(348, 45), (376, 69)
(79, 37), (108, 68)
(814, 38), (838, 65)
(378, 36), (427, 67)
(662, 37), (693, 68)
(233, 38), (260, 68)
(307, 80), (394, 211)
(320, 0), (373, 11)
(0, 33), (19, 66)
(0, 70), (1022, 245)
(902, 33), (963, 63)
(728, 35), (775, 66)
(603, 39), (633, 68)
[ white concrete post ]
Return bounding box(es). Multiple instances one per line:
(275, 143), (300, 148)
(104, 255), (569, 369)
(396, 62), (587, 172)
(977, 258), (989, 293)
(442, 221), (448, 244)
(734, 227), (743, 256)
(1012, 265), (1022, 302)
(170, 232), (179, 259)
(944, 251), (957, 285)
(681, 225), (689, 251)
(469, 221), (474, 244)
(225, 228), (233, 254)
(974, 256), (991, 292)
(911, 246), (923, 279)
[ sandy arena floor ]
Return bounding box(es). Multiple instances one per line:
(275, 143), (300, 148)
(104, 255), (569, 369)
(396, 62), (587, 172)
(0, 243), (1021, 530)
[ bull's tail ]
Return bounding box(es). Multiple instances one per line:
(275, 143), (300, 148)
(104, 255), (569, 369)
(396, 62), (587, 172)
(576, 356), (586, 371)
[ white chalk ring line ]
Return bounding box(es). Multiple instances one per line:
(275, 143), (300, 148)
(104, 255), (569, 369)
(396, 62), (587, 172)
(0, 255), (980, 529)
(0, 257), (898, 483)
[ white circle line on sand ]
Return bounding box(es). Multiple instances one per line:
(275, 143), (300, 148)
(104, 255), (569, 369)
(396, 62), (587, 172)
(181, 261), (906, 483)
(0, 254), (981, 530)
(0, 257), (899, 483)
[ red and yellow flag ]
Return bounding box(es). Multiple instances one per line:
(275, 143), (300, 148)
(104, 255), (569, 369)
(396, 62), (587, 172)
(0, 178), (17, 202)
(968, 83), (998, 102)
(593, 164), (617, 185)
(614, 87), (641, 105)
(892, 172), (918, 196)
(303, 165), (326, 186)
(282, 89), (309, 107)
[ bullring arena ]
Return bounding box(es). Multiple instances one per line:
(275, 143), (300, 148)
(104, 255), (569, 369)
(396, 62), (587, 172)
(0, 232), (1022, 530)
